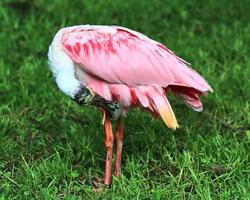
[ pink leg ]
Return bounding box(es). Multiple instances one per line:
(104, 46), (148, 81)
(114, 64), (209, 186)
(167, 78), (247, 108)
(104, 114), (114, 186)
(115, 118), (124, 177)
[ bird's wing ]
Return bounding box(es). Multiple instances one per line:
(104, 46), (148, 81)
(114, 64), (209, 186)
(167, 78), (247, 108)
(61, 25), (212, 92)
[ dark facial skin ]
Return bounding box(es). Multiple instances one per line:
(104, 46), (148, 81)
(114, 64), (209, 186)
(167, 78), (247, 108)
(74, 85), (94, 104)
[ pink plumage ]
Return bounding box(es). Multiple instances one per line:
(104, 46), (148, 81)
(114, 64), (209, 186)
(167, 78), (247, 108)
(48, 25), (213, 187)
(60, 25), (212, 128)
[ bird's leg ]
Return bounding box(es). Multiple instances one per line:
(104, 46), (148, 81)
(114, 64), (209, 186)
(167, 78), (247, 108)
(115, 118), (124, 177)
(104, 113), (114, 186)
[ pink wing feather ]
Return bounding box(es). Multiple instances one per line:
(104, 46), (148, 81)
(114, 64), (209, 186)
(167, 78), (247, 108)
(61, 25), (213, 129)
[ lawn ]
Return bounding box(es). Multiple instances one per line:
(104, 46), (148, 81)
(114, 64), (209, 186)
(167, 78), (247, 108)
(0, 0), (250, 199)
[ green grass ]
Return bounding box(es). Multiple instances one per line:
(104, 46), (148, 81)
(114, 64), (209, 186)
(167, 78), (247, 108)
(0, 0), (250, 199)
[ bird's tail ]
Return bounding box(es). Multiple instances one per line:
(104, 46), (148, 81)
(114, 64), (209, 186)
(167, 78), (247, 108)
(151, 95), (179, 130)
(170, 85), (204, 112)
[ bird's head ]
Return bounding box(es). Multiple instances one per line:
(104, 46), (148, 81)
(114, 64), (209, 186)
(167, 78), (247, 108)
(74, 85), (95, 104)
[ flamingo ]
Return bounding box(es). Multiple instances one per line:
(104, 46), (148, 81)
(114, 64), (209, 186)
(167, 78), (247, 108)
(48, 25), (213, 187)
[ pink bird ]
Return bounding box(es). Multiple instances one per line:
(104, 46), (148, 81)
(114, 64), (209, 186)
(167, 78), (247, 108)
(48, 25), (213, 187)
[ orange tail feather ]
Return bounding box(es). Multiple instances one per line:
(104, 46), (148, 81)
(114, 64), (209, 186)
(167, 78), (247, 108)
(152, 96), (179, 130)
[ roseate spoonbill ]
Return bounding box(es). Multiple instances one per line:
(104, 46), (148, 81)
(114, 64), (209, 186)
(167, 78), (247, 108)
(48, 25), (213, 187)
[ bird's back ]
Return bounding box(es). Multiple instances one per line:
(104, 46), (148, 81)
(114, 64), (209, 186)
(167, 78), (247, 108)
(49, 25), (213, 129)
